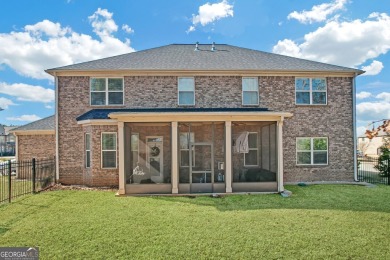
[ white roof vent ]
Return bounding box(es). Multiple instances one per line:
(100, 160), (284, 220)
(211, 42), (216, 51)
(194, 42), (199, 51)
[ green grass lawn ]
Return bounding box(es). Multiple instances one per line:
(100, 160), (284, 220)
(1, 185), (390, 259)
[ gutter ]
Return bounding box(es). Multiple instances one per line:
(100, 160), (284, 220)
(55, 73), (60, 182)
(353, 72), (358, 182)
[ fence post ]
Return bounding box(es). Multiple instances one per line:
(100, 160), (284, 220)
(32, 158), (36, 193)
(8, 160), (12, 203)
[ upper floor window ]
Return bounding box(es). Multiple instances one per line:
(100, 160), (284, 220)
(90, 78), (123, 106)
(242, 77), (259, 105)
(296, 137), (328, 165)
(178, 77), (195, 105)
(295, 78), (327, 105)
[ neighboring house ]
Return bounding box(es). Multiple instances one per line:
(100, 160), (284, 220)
(44, 43), (363, 195)
(358, 129), (389, 157)
(11, 116), (55, 161)
(0, 125), (16, 156)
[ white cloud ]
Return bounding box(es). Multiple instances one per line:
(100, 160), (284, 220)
(356, 91), (372, 99)
(6, 114), (41, 122)
(0, 82), (54, 103)
(357, 102), (390, 122)
(288, 0), (348, 24)
(122, 24), (134, 34)
(376, 92), (390, 102)
(89, 8), (118, 37)
(186, 26), (196, 34)
(273, 13), (390, 68)
(0, 8), (134, 80)
(188, 0), (233, 32)
(0, 97), (15, 109)
(361, 60), (384, 76)
(45, 104), (53, 109)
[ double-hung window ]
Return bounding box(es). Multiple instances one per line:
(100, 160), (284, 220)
(242, 77), (259, 105)
(101, 133), (117, 168)
(295, 78), (327, 105)
(244, 132), (258, 166)
(85, 133), (91, 168)
(178, 77), (195, 105)
(91, 78), (124, 105)
(296, 137), (328, 165)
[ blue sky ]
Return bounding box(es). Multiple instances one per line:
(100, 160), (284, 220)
(0, 0), (389, 135)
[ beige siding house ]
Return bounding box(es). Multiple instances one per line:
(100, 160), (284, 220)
(44, 43), (363, 194)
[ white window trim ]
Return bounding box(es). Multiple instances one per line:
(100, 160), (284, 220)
(90, 77), (124, 106)
(101, 132), (117, 169)
(295, 77), (327, 105)
(178, 77), (195, 106)
(85, 133), (91, 168)
(242, 77), (259, 106)
(244, 132), (259, 166)
(296, 137), (328, 165)
(179, 132), (195, 167)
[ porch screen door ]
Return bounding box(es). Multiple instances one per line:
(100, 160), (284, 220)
(190, 142), (214, 193)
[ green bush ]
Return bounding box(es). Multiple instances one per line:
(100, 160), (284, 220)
(375, 146), (390, 177)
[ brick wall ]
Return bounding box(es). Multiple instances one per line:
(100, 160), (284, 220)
(259, 76), (354, 181)
(58, 75), (354, 186)
(17, 134), (55, 161)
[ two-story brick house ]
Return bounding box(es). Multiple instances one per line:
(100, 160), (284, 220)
(45, 43), (363, 194)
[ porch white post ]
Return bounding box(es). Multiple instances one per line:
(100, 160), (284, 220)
(225, 121), (233, 193)
(277, 118), (284, 192)
(118, 121), (126, 195)
(171, 122), (179, 194)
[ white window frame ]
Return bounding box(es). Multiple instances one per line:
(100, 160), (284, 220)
(101, 132), (117, 169)
(295, 78), (327, 105)
(179, 132), (195, 167)
(242, 77), (259, 106)
(296, 137), (328, 165)
(244, 132), (258, 166)
(90, 77), (124, 106)
(178, 77), (195, 106)
(85, 133), (91, 168)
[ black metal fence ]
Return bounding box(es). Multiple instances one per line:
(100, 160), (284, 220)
(0, 157), (56, 204)
(358, 157), (390, 185)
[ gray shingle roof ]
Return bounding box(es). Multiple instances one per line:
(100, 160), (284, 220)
(11, 115), (55, 132)
(46, 44), (363, 74)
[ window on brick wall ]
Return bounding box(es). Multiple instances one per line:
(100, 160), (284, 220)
(90, 78), (123, 105)
(178, 77), (195, 105)
(295, 78), (327, 105)
(296, 137), (328, 165)
(101, 133), (117, 168)
(242, 77), (259, 105)
(85, 133), (91, 168)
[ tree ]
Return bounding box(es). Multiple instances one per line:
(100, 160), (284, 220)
(374, 136), (390, 177)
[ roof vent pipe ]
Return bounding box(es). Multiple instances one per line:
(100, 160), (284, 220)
(194, 42), (199, 51)
(211, 42), (216, 51)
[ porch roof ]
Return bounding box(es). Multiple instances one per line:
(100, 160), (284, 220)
(76, 108), (273, 121)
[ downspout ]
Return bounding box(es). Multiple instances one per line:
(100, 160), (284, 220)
(353, 72), (358, 182)
(55, 73), (60, 182)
